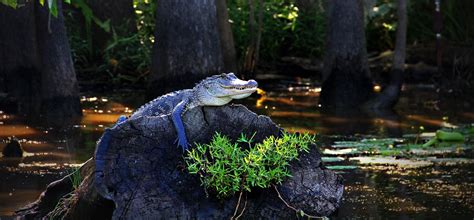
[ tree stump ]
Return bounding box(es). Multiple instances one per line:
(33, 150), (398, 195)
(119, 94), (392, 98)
(18, 105), (344, 219)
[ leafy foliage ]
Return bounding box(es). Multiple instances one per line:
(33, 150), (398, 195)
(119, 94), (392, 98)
(65, 0), (154, 84)
(366, 0), (474, 50)
(100, 0), (155, 80)
(185, 132), (315, 198)
(228, 0), (326, 61)
(407, 0), (474, 45)
(0, 0), (17, 8)
(365, 1), (397, 52)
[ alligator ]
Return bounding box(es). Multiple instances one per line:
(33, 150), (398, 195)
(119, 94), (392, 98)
(127, 73), (258, 150)
(95, 73), (257, 190)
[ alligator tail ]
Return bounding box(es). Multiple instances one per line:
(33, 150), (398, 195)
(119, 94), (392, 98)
(94, 115), (127, 199)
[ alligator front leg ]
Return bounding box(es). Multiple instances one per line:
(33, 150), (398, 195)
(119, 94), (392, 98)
(172, 100), (190, 151)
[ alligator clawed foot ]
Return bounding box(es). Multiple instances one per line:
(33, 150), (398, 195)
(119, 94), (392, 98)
(176, 136), (189, 151)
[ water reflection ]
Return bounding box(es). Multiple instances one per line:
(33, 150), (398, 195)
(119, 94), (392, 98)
(0, 95), (136, 215)
(336, 165), (474, 219)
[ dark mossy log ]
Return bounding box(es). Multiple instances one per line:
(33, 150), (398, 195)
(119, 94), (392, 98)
(18, 105), (343, 219)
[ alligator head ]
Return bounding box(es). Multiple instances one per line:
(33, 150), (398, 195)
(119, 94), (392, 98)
(195, 73), (258, 106)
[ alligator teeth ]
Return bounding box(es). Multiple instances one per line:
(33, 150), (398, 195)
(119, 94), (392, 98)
(221, 85), (255, 90)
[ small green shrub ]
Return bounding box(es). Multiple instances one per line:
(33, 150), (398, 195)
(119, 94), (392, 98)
(185, 132), (315, 198)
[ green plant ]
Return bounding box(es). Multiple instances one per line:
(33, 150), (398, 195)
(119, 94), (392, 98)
(185, 132), (315, 198)
(228, 0), (326, 61)
(64, 0), (155, 84)
(365, 1), (397, 52)
(68, 167), (82, 190)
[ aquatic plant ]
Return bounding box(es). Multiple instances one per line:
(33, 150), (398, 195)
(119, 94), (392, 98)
(325, 125), (473, 159)
(422, 130), (464, 147)
(185, 131), (314, 198)
(68, 167), (82, 190)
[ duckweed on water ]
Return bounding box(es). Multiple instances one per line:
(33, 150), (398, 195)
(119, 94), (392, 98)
(322, 125), (474, 170)
(328, 125), (473, 157)
(185, 132), (315, 198)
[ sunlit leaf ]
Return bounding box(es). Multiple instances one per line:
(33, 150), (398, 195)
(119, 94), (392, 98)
(45, 0), (58, 17)
(0, 0), (17, 8)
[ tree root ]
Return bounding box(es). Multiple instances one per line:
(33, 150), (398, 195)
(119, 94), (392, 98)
(231, 191), (247, 220)
(273, 184), (324, 219)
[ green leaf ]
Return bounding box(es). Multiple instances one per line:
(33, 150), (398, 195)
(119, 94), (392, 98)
(1, 0), (17, 8)
(299, 210), (305, 217)
(46, 0), (58, 17)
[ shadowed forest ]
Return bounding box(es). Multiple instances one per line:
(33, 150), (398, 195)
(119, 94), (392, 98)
(0, 0), (473, 219)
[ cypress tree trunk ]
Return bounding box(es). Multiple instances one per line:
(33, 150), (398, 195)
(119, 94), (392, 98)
(319, 0), (373, 109)
(215, 0), (238, 73)
(148, 0), (224, 97)
(35, 1), (82, 120)
(0, 1), (81, 123)
(242, 0), (263, 76)
(364, 0), (407, 109)
(0, 3), (40, 113)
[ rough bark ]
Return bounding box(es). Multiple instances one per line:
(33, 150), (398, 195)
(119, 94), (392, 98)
(148, 0), (224, 98)
(18, 105), (344, 219)
(319, 0), (373, 108)
(35, 1), (82, 122)
(0, 3), (41, 113)
(215, 0), (238, 73)
(364, 0), (407, 109)
(242, 0), (263, 76)
(87, 0), (136, 50)
(0, 1), (81, 123)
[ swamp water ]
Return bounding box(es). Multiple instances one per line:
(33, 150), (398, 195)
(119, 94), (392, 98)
(0, 75), (473, 219)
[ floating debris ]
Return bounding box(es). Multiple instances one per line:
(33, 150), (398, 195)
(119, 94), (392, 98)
(408, 146), (469, 156)
(426, 158), (474, 166)
(332, 138), (403, 149)
(323, 148), (360, 155)
(321, 157), (345, 163)
(2, 137), (24, 157)
(326, 165), (358, 170)
(350, 156), (433, 169)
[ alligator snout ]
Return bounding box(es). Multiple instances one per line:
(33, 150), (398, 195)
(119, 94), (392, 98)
(248, 79), (258, 88)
